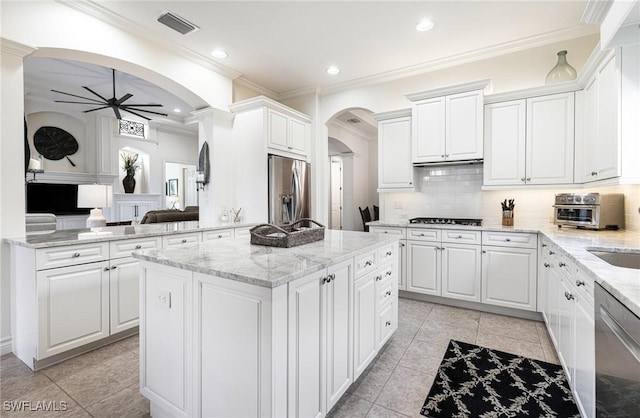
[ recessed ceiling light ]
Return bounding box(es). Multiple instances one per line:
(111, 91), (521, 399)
(327, 66), (340, 75)
(211, 50), (228, 59)
(416, 19), (434, 32)
(173, 108), (181, 113)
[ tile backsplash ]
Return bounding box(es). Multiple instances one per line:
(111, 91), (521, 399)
(381, 165), (640, 233)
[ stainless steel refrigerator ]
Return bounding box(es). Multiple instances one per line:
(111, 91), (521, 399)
(268, 155), (310, 225)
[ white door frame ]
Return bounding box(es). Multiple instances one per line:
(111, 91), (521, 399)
(329, 157), (343, 230)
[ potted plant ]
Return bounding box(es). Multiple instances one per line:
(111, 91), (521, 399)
(121, 152), (141, 193)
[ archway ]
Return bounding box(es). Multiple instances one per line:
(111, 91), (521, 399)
(325, 108), (378, 231)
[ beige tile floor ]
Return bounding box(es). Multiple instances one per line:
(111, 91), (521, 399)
(327, 297), (560, 418)
(0, 298), (559, 418)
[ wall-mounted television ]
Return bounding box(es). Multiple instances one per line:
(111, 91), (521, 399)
(26, 183), (91, 216)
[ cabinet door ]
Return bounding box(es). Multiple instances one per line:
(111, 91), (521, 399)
(324, 261), (353, 411)
(558, 277), (576, 387)
(442, 243), (481, 303)
(526, 93), (575, 184)
(353, 272), (377, 379)
(578, 78), (599, 183)
(483, 100), (526, 186)
(267, 109), (289, 151)
(378, 116), (413, 189)
(446, 90), (483, 160)
(37, 261), (109, 358)
(573, 295), (595, 418)
(481, 246), (537, 311)
(412, 97), (445, 162)
(406, 241), (441, 296)
(118, 202), (153, 222)
(110, 257), (140, 334)
(288, 272), (323, 418)
(399, 241), (407, 290)
(546, 261), (561, 348)
(596, 54), (621, 180)
(289, 118), (308, 156)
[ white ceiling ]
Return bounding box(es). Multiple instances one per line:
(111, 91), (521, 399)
(91, 0), (597, 96)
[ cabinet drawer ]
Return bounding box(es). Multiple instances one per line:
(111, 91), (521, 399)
(110, 237), (162, 259)
(203, 228), (234, 241)
(162, 233), (201, 248)
(378, 243), (398, 265)
(376, 261), (396, 283)
(376, 278), (395, 306)
(407, 228), (441, 242)
(36, 242), (109, 270)
(442, 229), (481, 245)
(377, 300), (395, 348)
(574, 268), (594, 307)
(482, 231), (537, 248)
(355, 251), (377, 278)
(369, 227), (406, 239)
(234, 226), (252, 237)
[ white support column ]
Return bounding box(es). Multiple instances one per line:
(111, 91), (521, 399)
(1, 38), (35, 354)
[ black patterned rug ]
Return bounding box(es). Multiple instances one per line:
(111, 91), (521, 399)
(420, 340), (580, 417)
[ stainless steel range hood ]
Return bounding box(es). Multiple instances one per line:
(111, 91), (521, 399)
(413, 159), (483, 167)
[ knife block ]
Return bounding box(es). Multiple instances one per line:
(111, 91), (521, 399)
(502, 210), (514, 226)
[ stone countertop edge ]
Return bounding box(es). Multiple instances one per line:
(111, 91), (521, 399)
(369, 220), (640, 317)
(133, 232), (400, 289)
(3, 222), (259, 249)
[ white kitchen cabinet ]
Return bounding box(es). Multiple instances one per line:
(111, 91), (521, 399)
(526, 92), (575, 184)
(558, 274), (576, 387)
(481, 245), (537, 311)
(37, 261), (110, 359)
(267, 108), (309, 157)
(111, 193), (161, 223)
(406, 240), (441, 295)
(162, 232), (201, 248)
(202, 228), (234, 241)
(109, 257), (141, 334)
(369, 226), (406, 290)
(442, 243), (481, 303)
(573, 273), (595, 418)
(484, 92), (575, 186)
(353, 270), (377, 379)
(374, 110), (414, 190)
(410, 90), (483, 163)
(483, 100), (527, 186)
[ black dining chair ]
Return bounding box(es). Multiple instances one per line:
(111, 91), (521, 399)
(359, 206), (372, 232)
(373, 205), (379, 221)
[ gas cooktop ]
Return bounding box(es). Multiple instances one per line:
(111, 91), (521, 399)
(409, 217), (483, 226)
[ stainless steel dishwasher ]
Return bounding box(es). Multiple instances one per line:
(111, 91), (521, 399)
(595, 282), (640, 417)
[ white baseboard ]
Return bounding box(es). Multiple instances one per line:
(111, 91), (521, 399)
(1, 336), (12, 356)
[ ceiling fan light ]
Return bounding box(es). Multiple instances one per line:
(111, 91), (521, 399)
(416, 19), (434, 32)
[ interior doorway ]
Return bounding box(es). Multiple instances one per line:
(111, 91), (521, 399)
(164, 161), (198, 210)
(330, 157), (343, 230)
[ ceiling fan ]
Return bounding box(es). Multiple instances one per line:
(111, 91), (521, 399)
(51, 69), (168, 120)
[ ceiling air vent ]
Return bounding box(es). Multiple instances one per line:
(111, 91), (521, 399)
(346, 118), (361, 124)
(157, 12), (199, 35)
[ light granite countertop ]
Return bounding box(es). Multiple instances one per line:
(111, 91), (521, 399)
(133, 230), (399, 289)
(3, 221), (257, 249)
(368, 220), (640, 317)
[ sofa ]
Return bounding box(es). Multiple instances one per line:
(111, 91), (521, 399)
(140, 206), (199, 224)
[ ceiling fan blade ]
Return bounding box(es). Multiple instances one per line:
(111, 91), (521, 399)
(51, 90), (104, 103)
(117, 93), (133, 105)
(112, 69), (116, 99)
(118, 103), (164, 107)
(55, 100), (108, 105)
(122, 108), (151, 121)
(83, 86), (110, 102)
(122, 107), (168, 117)
(82, 106), (111, 113)
(113, 107), (122, 120)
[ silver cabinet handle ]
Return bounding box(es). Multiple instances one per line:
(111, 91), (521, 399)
(576, 280), (585, 287)
(135, 245), (142, 249)
(520, 177), (525, 182)
(385, 321), (391, 327)
(526, 177), (531, 181)
(365, 260), (372, 267)
(385, 270), (392, 277)
(419, 233), (425, 237)
(564, 291), (574, 301)
(505, 238), (511, 242)
(409, 182), (413, 185)
(559, 262), (566, 267)
(218, 235), (223, 238)
(591, 171), (598, 176)
(549, 251), (555, 255)
(386, 251), (392, 256)
(456, 235), (463, 239)
(399, 242), (405, 247)
(385, 290), (392, 296)
(287, 146), (292, 150)
(441, 154), (445, 158)
(104, 267), (110, 272)
(544, 263), (550, 268)
(181, 239), (187, 243)
(73, 252), (81, 258)
(542, 243), (547, 248)
(111, 266), (117, 270)
(482, 250), (487, 254)
(445, 154), (449, 158)
(383, 231), (388, 234)
(375, 275), (382, 281)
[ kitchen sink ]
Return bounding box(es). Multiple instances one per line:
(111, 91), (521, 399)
(588, 250), (640, 270)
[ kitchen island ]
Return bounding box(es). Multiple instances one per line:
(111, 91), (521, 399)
(133, 230), (399, 418)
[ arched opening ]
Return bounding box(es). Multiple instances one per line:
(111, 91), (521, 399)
(326, 108), (378, 231)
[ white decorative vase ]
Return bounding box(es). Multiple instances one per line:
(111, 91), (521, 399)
(545, 50), (577, 84)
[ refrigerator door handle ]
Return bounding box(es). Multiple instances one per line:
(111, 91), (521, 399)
(292, 165), (302, 221)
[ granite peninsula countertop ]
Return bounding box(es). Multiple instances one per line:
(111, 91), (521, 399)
(369, 220), (640, 317)
(133, 230), (399, 289)
(4, 221), (257, 249)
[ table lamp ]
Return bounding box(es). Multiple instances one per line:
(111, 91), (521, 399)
(78, 184), (112, 228)
(170, 195), (180, 210)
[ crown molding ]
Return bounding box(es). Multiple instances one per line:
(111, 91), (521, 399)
(483, 81), (581, 104)
(56, 0), (241, 80)
(277, 85), (321, 101)
(372, 108), (411, 121)
(305, 25), (599, 99)
(405, 79), (492, 102)
(228, 95), (312, 122)
(188, 107), (235, 124)
(0, 38), (37, 57)
(582, 0), (613, 23)
(233, 77), (280, 101)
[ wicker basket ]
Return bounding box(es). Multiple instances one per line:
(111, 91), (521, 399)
(250, 219), (325, 248)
